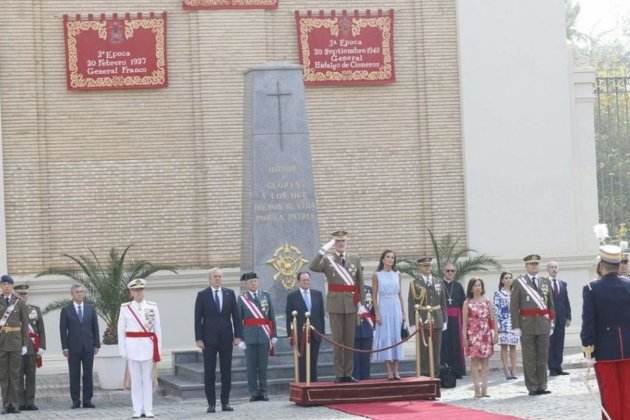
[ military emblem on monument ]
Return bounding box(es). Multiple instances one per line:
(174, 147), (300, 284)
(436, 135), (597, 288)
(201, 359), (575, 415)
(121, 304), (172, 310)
(266, 243), (309, 289)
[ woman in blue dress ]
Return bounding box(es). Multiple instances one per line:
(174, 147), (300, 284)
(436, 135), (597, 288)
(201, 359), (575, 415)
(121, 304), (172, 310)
(372, 250), (405, 380)
(493, 272), (519, 379)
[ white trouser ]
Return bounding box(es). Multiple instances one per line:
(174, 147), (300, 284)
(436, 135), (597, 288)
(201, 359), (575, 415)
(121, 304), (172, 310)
(128, 359), (153, 416)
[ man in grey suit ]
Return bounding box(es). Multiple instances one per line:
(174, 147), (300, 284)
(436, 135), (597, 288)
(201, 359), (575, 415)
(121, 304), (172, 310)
(238, 273), (277, 402)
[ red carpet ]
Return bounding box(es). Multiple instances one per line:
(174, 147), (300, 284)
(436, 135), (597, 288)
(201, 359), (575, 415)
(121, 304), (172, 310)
(329, 400), (522, 420)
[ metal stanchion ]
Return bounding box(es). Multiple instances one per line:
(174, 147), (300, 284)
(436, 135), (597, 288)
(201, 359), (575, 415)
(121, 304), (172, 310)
(305, 312), (311, 385)
(427, 309), (435, 378)
(415, 304), (421, 377)
(291, 310), (299, 383)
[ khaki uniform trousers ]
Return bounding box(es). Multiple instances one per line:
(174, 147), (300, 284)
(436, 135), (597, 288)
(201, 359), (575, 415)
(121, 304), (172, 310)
(0, 350), (21, 408)
(329, 313), (356, 378)
(521, 333), (549, 392)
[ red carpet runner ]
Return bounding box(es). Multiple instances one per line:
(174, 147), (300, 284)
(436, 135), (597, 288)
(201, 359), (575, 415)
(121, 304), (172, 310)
(329, 401), (523, 420)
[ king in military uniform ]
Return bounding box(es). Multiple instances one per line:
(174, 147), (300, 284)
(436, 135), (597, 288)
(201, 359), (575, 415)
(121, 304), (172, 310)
(510, 254), (555, 396)
(310, 230), (365, 382)
(13, 284), (45, 412)
(238, 272), (277, 402)
(117, 278), (162, 419)
(581, 245), (630, 419)
(408, 257), (447, 377)
(0, 275), (29, 414)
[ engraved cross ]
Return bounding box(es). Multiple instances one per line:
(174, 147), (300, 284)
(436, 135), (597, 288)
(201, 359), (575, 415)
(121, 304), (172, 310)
(266, 81), (293, 151)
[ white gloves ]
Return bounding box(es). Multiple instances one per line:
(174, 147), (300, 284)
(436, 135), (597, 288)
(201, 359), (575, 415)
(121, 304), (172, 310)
(442, 322), (448, 332)
(37, 348), (45, 356)
(320, 239), (335, 254)
(550, 328), (554, 336)
(238, 341), (247, 350)
(271, 337), (278, 345)
(512, 328), (522, 337)
(21, 346), (27, 356)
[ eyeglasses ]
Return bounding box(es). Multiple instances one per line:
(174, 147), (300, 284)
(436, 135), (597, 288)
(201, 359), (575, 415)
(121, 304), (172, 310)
(445, 269), (455, 273)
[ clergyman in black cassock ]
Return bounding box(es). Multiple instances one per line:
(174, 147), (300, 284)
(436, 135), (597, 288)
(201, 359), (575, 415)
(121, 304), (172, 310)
(440, 263), (466, 378)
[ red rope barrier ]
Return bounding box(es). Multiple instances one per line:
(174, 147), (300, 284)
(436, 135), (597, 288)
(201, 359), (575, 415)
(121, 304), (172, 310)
(309, 326), (418, 354)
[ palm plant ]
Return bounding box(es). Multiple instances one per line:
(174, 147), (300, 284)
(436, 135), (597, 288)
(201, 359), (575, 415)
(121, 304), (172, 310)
(39, 245), (176, 345)
(398, 229), (501, 282)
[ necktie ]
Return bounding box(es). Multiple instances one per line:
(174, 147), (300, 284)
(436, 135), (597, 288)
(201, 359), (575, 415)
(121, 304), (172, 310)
(553, 279), (559, 296)
(304, 290), (311, 312)
(78, 305), (83, 322)
(4, 297), (9, 305)
(253, 292), (259, 303)
(340, 254), (346, 267)
(531, 276), (538, 291)
(214, 289), (221, 313)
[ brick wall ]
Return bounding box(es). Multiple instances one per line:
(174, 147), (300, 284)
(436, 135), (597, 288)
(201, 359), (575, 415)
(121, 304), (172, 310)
(0, 0), (465, 273)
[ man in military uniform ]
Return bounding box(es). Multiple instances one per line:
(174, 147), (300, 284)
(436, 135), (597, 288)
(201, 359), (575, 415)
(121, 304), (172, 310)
(510, 254), (555, 396)
(581, 245), (630, 419)
(238, 272), (277, 402)
(14, 284), (45, 411)
(117, 278), (162, 419)
(0, 275), (29, 414)
(310, 230), (365, 383)
(408, 257), (447, 377)
(353, 284), (375, 380)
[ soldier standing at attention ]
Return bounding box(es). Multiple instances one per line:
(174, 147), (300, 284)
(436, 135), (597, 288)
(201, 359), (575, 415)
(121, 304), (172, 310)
(14, 284), (45, 411)
(310, 230), (365, 383)
(408, 257), (447, 377)
(117, 278), (162, 419)
(238, 272), (277, 402)
(510, 254), (555, 396)
(0, 275), (29, 414)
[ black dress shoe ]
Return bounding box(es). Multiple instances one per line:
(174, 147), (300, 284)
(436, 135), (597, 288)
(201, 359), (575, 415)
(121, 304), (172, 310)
(528, 391), (538, 396)
(536, 389), (551, 395)
(207, 405), (216, 413)
(71, 401), (81, 409)
(6, 405), (18, 413)
(334, 377), (344, 383)
(18, 405), (27, 411)
(557, 370), (570, 376)
(259, 395), (269, 401)
(26, 404), (38, 411)
(83, 401), (95, 408)
(222, 404), (234, 411)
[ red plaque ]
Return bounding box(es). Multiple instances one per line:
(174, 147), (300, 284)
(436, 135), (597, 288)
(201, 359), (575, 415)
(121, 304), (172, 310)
(183, 0), (278, 10)
(295, 10), (395, 86)
(64, 13), (168, 91)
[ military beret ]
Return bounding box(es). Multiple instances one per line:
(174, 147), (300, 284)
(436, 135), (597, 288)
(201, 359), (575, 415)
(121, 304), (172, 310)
(127, 278), (146, 289)
(240, 272), (258, 282)
(523, 254), (541, 263)
(331, 230), (349, 240)
(0, 275), (14, 284)
(599, 245), (622, 264)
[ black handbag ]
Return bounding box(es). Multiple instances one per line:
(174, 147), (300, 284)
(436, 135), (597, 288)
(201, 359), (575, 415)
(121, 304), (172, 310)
(400, 320), (410, 339)
(439, 363), (457, 388)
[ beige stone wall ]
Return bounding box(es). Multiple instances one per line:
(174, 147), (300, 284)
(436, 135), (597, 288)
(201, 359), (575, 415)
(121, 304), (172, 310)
(0, 0), (465, 273)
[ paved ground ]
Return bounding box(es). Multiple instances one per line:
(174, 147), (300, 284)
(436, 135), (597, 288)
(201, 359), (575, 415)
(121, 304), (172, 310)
(11, 353), (602, 419)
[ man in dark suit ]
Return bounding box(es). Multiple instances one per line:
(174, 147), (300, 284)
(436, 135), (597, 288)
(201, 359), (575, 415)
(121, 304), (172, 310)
(581, 245), (630, 420)
(546, 261), (571, 376)
(285, 271), (325, 382)
(194, 268), (242, 414)
(59, 284), (100, 409)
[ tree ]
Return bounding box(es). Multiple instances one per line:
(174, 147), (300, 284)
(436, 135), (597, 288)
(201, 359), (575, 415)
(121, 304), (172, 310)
(39, 245), (177, 345)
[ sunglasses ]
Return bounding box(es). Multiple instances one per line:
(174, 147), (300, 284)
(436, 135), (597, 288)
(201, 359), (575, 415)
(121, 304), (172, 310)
(445, 269), (455, 273)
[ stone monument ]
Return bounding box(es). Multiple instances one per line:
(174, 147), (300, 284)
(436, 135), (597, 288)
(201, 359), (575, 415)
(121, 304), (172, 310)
(241, 63), (322, 314)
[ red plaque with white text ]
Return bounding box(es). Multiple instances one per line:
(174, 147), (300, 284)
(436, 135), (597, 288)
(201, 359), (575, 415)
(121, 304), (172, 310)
(64, 13), (167, 91)
(295, 10), (395, 86)
(183, 0), (278, 10)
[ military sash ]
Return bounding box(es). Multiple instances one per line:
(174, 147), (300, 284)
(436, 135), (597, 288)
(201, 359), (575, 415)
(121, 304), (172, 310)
(0, 297), (18, 329)
(517, 276), (547, 311)
(240, 295), (273, 349)
(326, 255), (354, 286)
(27, 323), (43, 367)
(126, 305), (161, 362)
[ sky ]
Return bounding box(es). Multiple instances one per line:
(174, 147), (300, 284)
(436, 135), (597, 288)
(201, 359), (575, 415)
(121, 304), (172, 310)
(576, 0), (630, 38)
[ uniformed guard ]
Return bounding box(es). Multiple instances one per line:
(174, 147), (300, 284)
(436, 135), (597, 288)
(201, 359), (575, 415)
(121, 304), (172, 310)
(408, 257), (447, 377)
(0, 275), (29, 414)
(352, 284), (375, 380)
(310, 230), (365, 383)
(581, 245), (630, 419)
(238, 272), (277, 402)
(14, 284), (45, 411)
(510, 254), (555, 396)
(117, 278), (162, 419)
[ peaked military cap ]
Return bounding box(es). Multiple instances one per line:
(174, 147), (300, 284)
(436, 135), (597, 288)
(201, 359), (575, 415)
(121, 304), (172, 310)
(523, 254), (541, 263)
(331, 230), (349, 240)
(14, 284), (29, 292)
(240, 272), (258, 282)
(0, 275), (14, 284)
(127, 278), (146, 289)
(416, 257), (433, 264)
(599, 245), (622, 264)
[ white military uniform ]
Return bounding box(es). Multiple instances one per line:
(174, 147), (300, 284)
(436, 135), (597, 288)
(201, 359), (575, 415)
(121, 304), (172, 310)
(117, 298), (162, 418)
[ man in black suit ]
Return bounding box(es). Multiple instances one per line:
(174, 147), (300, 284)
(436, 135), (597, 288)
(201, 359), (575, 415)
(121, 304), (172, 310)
(194, 268), (242, 413)
(285, 271), (325, 382)
(59, 284), (100, 409)
(546, 261), (571, 376)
